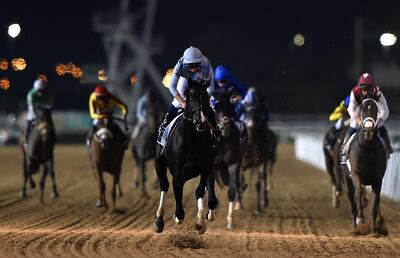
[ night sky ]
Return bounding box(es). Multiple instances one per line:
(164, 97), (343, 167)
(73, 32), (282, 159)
(1, 0), (400, 113)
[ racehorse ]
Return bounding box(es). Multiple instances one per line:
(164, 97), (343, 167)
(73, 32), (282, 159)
(131, 98), (160, 197)
(212, 92), (247, 229)
(242, 104), (277, 213)
(20, 106), (58, 204)
(89, 117), (126, 209)
(342, 98), (387, 234)
(322, 111), (350, 208)
(153, 79), (218, 234)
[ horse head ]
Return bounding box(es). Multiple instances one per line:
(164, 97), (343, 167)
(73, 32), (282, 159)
(35, 106), (54, 143)
(244, 105), (262, 129)
(185, 79), (210, 131)
(360, 98), (379, 141)
(213, 93), (236, 137)
(95, 118), (114, 149)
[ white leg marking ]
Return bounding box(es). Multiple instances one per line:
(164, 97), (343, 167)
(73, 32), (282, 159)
(156, 191), (166, 218)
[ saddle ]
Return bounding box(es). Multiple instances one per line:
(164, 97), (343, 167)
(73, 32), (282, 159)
(159, 113), (184, 155)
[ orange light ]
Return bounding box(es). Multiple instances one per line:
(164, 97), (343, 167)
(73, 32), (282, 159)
(11, 58), (26, 71)
(55, 63), (68, 75)
(71, 66), (83, 79)
(38, 74), (48, 83)
(162, 69), (173, 88)
(0, 59), (8, 71)
(98, 69), (108, 81)
(130, 74), (138, 86)
(0, 78), (10, 90)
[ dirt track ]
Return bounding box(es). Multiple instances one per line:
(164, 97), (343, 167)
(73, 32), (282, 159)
(1, 144), (400, 257)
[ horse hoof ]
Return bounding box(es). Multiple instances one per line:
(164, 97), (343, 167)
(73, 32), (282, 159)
(206, 210), (215, 221)
(369, 232), (380, 238)
(96, 201), (105, 208)
(134, 181), (140, 188)
(30, 181), (36, 189)
(51, 192), (59, 199)
(173, 214), (183, 224)
(154, 217), (164, 233)
(234, 202), (243, 210)
(195, 223), (206, 234)
(227, 222), (234, 230)
(331, 198), (339, 208)
(20, 191), (27, 198)
(356, 217), (365, 224)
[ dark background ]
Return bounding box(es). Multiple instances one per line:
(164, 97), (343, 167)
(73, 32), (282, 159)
(1, 0), (400, 114)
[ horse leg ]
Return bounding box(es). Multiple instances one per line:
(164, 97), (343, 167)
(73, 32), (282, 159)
(227, 164), (239, 229)
(345, 175), (357, 229)
(260, 161), (269, 208)
(40, 163), (49, 205)
(154, 151), (169, 233)
(172, 177), (185, 224)
(255, 172), (261, 214)
(20, 154), (29, 198)
(140, 160), (149, 198)
(95, 164), (107, 209)
(206, 169), (218, 221)
(353, 175), (365, 225)
(116, 183), (123, 198)
(233, 164), (243, 210)
(266, 158), (274, 191)
(111, 172), (120, 209)
(370, 183), (382, 234)
(49, 158), (59, 199)
(194, 173), (207, 234)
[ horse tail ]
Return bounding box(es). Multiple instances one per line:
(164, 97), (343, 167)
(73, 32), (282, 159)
(216, 163), (230, 188)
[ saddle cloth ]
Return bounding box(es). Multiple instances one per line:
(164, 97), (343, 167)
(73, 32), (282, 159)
(158, 113), (183, 147)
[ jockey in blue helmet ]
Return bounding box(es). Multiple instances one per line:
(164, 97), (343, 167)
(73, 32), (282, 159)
(209, 65), (247, 120)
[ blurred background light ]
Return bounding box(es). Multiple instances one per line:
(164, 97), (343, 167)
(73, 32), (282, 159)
(293, 33), (305, 47)
(8, 23), (21, 38)
(380, 33), (397, 46)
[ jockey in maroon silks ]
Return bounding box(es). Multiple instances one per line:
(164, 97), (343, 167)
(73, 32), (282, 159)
(341, 73), (393, 163)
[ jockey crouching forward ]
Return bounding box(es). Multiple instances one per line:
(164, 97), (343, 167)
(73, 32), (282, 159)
(87, 85), (129, 149)
(341, 73), (393, 163)
(239, 86), (269, 125)
(157, 46), (215, 144)
(25, 76), (54, 146)
(209, 65), (248, 140)
(325, 95), (350, 151)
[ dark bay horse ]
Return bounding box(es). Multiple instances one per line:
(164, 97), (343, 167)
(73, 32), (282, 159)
(154, 79), (218, 235)
(89, 117), (126, 209)
(342, 98), (387, 234)
(242, 104), (277, 213)
(212, 92), (247, 229)
(131, 99), (160, 197)
(20, 107), (58, 204)
(322, 112), (350, 208)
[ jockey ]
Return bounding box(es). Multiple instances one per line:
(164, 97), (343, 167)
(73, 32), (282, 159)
(209, 65), (247, 120)
(325, 95), (350, 151)
(341, 73), (392, 162)
(25, 76), (54, 144)
(132, 90), (157, 141)
(239, 86), (269, 124)
(157, 46), (214, 144)
(87, 85), (129, 148)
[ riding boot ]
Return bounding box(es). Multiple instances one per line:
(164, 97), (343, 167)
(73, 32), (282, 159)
(340, 126), (359, 164)
(86, 125), (96, 148)
(157, 112), (175, 144)
(379, 127), (394, 154)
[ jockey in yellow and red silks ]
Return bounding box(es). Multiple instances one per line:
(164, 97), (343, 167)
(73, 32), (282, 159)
(87, 85), (129, 148)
